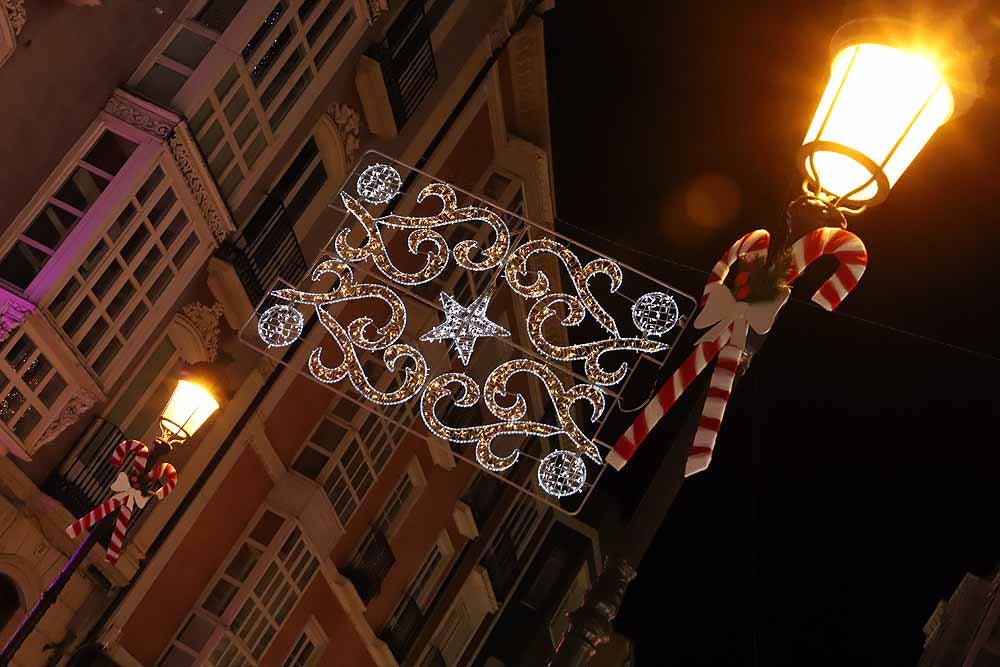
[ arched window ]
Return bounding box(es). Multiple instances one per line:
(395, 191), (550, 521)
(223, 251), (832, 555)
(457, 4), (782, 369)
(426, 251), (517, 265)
(0, 574), (22, 629)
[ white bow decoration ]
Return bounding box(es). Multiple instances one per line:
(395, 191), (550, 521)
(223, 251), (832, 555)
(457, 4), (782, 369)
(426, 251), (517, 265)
(693, 282), (790, 350)
(108, 471), (151, 510)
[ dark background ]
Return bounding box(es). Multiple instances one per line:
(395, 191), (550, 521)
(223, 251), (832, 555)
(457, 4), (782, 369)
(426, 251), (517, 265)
(544, 2), (1000, 665)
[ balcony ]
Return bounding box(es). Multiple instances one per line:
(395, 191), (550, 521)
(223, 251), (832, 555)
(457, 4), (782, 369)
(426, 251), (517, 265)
(213, 195), (308, 307)
(342, 523), (396, 604)
(379, 593), (425, 661)
(356, 0), (437, 137)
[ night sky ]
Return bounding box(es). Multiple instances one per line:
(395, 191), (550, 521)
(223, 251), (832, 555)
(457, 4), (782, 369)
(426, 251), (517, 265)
(544, 2), (1000, 665)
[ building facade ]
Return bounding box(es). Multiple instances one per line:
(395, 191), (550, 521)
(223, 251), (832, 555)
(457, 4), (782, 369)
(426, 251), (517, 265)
(0, 0), (565, 665)
(920, 568), (1000, 667)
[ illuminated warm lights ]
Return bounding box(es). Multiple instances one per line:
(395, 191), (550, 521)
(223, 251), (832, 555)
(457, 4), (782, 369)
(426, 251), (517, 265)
(160, 380), (220, 443)
(802, 42), (954, 205)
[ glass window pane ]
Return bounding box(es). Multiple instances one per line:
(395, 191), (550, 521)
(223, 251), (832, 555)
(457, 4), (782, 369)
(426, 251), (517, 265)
(137, 168), (165, 204)
(315, 11), (353, 67)
(244, 133), (267, 168)
(79, 317), (110, 356)
(158, 645), (196, 667)
(0, 241), (49, 289)
(107, 281), (137, 318)
(215, 65), (240, 100)
(261, 46), (303, 109)
(54, 167), (109, 213)
(121, 302), (148, 337)
(173, 233), (199, 267)
(209, 142), (234, 180)
(234, 112), (259, 147)
(196, 0), (246, 34)
(136, 64), (188, 106)
(49, 279), (80, 319)
(64, 297), (95, 337)
(250, 510), (283, 545)
(25, 204), (78, 251)
(93, 338), (122, 374)
(224, 86), (249, 123)
(93, 260), (124, 300)
(108, 203), (137, 242)
(190, 101), (213, 133)
(225, 543), (262, 582)
(162, 211), (189, 249)
(221, 169), (243, 198)
(311, 418), (346, 452)
(79, 240), (108, 280)
(199, 121), (224, 158)
(202, 579), (239, 616)
(0, 389), (25, 423)
(148, 268), (174, 302)
(176, 613), (215, 651)
(5, 335), (35, 372)
(122, 225), (150, 263)
(135, 245), (164, 282)
(291, 447), (328, 479)
(38, 373), (66, 407)
(22, 354), (52, 388)
(164, 28), (215, 70)
(149, 189), (177, 227)
(243, 4), (285, 62)
(269, 71), (311, 130)
(331, 397), (358, 423)
(83, 131), (138, 176)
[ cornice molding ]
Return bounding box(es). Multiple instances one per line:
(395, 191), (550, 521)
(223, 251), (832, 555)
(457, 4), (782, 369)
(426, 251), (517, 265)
(168, 122), (237, 244)
(104, 89), (179, 140)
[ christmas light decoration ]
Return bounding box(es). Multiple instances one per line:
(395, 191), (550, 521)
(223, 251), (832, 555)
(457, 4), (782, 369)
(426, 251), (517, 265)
(270, 259), (428, 405)
(537, 449), (587, 497)
(335, 180), (511, 285)
(527, 294), (669, 386)
(257, 304), (305, 348)
(356, 163), (402, 204)
(631, 291), (680, 337)
(420, 292), (510, 366)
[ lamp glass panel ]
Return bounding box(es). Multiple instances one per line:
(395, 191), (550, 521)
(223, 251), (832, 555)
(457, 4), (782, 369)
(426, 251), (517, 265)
(162, 379), (220, 440)
(803, 43), (954, 201)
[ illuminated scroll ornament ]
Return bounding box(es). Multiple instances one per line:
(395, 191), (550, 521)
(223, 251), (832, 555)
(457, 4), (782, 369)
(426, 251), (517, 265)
(271, 259), (428, 405)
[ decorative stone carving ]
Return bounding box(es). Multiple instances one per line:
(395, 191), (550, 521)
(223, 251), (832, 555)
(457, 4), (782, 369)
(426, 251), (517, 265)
(36, 389), (99, 447)
(326, 103), (361, 164)
(168, 127), (235, 244)
(2, 0), (25, 35)
(363, 0), (388, 24)
(104, 90), (177, 139)
(173, 302), (225, 364)
(0, 293), (35, 345)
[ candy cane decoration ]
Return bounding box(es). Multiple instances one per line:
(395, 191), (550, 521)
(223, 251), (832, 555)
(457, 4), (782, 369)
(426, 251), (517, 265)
(786, 227), (868, 311)
(66, 439), (178, 565)
(608, 226), (867, 473)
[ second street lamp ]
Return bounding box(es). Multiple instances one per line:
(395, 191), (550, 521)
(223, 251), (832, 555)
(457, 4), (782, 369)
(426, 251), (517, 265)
(0, 375), (221, 666)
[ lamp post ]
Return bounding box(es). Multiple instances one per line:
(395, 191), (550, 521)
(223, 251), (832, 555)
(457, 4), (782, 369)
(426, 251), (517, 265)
(549, 12), (986, 667)
(0, 378), (220, 666)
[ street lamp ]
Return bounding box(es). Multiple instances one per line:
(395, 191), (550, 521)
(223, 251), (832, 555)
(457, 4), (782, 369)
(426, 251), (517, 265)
(550, 14), (986, 667)
(0, 375), (220, 665)
(799, 18), (979, 212)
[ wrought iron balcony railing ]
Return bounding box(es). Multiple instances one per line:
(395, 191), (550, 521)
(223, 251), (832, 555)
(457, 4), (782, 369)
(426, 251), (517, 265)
(42, 417), (127, 518)
(343, 523), (396, 604)
(216, 194), (307, 305)
(366, 0), (437, 131)
(379, 593), (425, 661)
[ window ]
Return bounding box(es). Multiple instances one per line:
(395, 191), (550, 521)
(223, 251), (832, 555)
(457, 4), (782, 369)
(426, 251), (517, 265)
(0, 330), (69, 444)
(291, 389), (417, 527)
(186, 0), (356, 204)
(497, 493), (542, 558)
(0, 130), (138, 291)
(160, 510), (320, 667)
(195, 0), (249, 33)
(243, 137), (327, 243)
(389, 530), (452, 620)
(281, 617), (327, 667)
(46, 165), (206, 383)
(135, 24), (218, 104)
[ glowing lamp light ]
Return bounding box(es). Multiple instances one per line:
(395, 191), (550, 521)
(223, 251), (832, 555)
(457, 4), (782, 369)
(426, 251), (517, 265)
(799, 19), (977, 210)
(159, 379), (220, 444)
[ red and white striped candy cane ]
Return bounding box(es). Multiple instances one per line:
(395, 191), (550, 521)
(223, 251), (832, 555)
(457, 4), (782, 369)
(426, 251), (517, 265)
(607, 327), (731, 470)
(685, 343), (742, 476)
(66, 440), (178, 565)
(786, 227), (867, 311)
(702, 230), (771, 306)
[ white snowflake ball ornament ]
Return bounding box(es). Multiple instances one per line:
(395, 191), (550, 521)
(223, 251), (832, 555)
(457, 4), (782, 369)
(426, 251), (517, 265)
(258, 304), (304, 348)
(631, 291), (679, 337)
(356, 163), (402, 204)
(537, 450), (587, 497)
